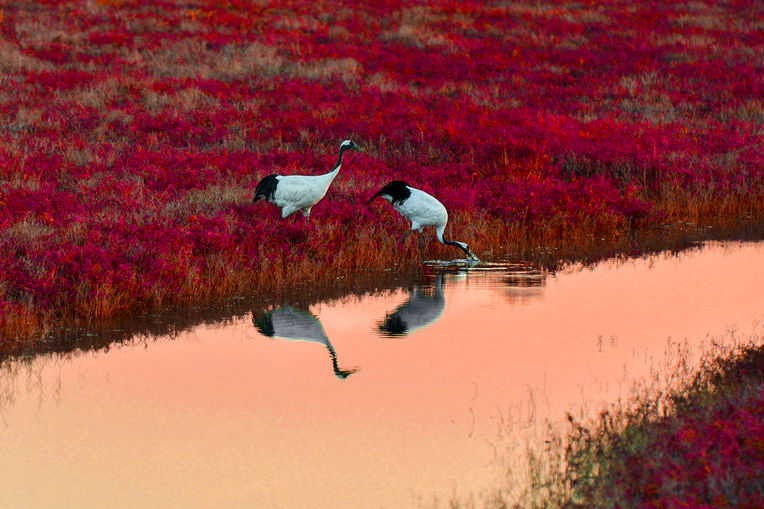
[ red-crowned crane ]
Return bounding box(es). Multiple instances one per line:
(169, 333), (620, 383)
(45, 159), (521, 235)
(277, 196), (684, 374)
(368, 180), (479, 261)
(253, 139), (364, 220)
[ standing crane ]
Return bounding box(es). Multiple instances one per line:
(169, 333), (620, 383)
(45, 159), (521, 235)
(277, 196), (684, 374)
(368, 180), (479, 261)
(253, 139), (364, 220)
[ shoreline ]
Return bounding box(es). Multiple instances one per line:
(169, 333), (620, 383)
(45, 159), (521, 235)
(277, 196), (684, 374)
(3, 214), (762, 358)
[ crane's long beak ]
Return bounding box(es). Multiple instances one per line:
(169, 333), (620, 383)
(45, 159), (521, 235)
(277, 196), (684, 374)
(466, 247), (480, 262)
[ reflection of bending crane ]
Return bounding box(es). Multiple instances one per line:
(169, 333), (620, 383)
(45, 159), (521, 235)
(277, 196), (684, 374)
(378, 275), (446, 336)
(253, 306), (358, 379)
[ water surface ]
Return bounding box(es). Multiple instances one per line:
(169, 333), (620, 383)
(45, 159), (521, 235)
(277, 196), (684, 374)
(1, 242), (762, 507)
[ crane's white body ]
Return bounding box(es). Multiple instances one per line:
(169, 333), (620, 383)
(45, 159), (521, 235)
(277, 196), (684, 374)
(254, 139), (363, 220)
(369, 180), (479, 261)
(271, 169), (339, 219)
(385, 187), (451, 242)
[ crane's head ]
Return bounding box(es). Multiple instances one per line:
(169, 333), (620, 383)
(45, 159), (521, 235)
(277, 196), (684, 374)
(340, 139), (365, 152)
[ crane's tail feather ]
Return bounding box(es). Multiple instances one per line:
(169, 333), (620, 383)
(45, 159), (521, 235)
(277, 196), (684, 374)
(254, 174), (278, 203)
(367, 190), (384, 204)
(368, 181), (411, 206)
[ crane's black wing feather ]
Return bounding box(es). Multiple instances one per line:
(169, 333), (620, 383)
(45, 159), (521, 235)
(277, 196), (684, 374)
(369, 180), (411, 205)
(254, 174), (279, 203)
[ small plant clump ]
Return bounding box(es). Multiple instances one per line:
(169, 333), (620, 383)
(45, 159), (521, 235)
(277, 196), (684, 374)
(1, 0), (763, 344)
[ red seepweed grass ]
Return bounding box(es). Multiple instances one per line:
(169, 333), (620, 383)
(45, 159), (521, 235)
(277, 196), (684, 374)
(1, 0), (763, 348)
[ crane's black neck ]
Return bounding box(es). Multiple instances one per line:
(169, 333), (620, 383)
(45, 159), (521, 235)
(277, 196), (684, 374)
(333, 144), (351, 172)
(326, 342), (356, 379)
(444, 239), (474, 258)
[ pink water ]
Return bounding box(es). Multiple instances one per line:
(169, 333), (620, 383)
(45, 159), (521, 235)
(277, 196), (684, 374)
(0, 242), (762, 507)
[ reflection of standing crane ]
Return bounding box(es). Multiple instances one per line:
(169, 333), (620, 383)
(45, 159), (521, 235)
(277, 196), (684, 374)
(378, 274), (446, 336)
(253, 306), (358, 379)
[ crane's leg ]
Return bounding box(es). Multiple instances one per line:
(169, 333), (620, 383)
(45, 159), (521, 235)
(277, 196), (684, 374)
(402, 229), (414, 243)
(418, 230), (424, 261)
(302, 208), (311, 221)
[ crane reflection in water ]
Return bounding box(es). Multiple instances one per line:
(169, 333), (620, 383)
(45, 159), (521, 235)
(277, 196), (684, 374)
(252, 306), (358, 379)
(377, 262), (548, 336)
(378, 274), (446, 336)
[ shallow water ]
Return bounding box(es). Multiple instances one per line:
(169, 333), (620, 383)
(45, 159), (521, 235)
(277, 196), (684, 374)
(1, 242), (762, 508)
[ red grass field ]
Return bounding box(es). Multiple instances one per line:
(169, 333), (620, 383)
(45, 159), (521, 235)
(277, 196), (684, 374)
(536, 337), (764, 507)
(1, 0), (763, 343)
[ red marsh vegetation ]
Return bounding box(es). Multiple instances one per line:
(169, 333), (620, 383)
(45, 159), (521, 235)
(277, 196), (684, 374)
(509, 333), (764, 508)
(0, 0), (762, 344)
